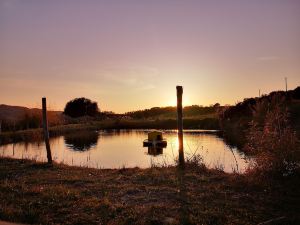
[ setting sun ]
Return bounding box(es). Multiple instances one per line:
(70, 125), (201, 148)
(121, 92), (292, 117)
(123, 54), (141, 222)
(166, 96), (192, 107)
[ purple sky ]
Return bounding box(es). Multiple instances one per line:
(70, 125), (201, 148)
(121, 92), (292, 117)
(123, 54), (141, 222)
(1, 0), (300, 112)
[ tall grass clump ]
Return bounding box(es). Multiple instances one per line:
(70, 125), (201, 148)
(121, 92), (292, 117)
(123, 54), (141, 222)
(245, 95), (300, 176)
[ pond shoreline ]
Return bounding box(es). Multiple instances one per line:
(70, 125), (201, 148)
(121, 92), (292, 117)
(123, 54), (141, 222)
(0, 157), (299, 224)
(0, 118), (219, 145)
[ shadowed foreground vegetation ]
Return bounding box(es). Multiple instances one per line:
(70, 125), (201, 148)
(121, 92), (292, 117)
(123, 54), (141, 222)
(0, 158), (299, 225)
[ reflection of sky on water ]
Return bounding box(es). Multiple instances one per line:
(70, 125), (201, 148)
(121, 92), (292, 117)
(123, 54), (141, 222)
(0, 130), (249, 173)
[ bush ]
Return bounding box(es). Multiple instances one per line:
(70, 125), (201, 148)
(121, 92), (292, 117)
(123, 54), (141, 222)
(245, 95), (300, 176)
(64, 98), (99, 118)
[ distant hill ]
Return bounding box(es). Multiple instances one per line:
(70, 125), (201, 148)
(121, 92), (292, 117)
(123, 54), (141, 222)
(125, 105), (220, 120)
(0, 104), (40, 121)
(0, 105), (63, 132)
(0, 104), (61, 122)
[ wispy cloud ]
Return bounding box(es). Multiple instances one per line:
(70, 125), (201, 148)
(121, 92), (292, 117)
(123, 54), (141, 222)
(97, 64), (158, 91)
(137, 84), (156, 91)
(257, 56), (280, 61)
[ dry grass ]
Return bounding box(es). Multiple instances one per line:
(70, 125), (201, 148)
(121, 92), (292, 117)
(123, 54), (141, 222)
(245, 96), (300, 176)
(0, 158), (299, 225)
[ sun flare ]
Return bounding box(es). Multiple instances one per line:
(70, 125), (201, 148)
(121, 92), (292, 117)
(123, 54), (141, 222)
(166, 97), (192, 107)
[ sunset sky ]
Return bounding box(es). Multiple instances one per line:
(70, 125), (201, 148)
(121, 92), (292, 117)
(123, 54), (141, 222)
(0, 0), (300, 113)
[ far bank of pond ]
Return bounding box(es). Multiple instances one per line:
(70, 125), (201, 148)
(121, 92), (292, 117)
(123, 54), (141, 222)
(0, 158), (299, 225)
(0, 118), (219, 144)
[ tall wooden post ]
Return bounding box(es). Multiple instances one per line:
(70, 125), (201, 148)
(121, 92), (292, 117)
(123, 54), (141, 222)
(42, 97), (52, 164)
(177, 86), (185, 168)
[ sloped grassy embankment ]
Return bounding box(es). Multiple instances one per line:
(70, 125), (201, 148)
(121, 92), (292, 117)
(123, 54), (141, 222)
(0, 158), (299, 225)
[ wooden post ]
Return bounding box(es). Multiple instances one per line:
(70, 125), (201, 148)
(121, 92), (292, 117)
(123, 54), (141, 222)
(176, 86), (185, 168)
(42, 97), (52, 164)
(285, 77), (288, 92)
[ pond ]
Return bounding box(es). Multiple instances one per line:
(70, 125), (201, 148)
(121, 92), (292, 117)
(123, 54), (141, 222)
(0, 130), (249, 173)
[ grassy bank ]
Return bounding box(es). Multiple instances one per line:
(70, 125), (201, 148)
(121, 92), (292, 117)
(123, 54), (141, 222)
(0, 118), (219, 145)
(220, 88), (300, 149)
(0, 158), (299, 225)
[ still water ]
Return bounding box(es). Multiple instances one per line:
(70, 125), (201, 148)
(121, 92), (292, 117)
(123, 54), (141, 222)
(0, 130), (249, 173)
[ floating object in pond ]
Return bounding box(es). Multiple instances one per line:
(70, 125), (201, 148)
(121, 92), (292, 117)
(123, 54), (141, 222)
(143, 131), (167, 148)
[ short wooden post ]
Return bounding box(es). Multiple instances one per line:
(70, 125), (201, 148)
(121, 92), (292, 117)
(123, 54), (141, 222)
(177, 86), (185, 168)
(42, 97), (52, 164)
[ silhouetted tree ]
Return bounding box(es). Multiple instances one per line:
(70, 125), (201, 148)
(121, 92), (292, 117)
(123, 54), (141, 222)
(64, 98), (99, 118)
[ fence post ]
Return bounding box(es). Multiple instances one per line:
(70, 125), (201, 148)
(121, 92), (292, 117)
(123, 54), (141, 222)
(176, 86), (185, 169)
(42, 97), (52, 164)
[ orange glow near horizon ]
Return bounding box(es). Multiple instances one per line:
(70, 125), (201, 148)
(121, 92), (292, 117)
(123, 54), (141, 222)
(0, 1), (299, 113)
(166, 95), (193, 108)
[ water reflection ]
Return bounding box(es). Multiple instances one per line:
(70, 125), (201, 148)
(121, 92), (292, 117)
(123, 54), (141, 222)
(64, 131), (99, 151)
(146, 147), (164, 156)
(0, 130), (249, 173)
